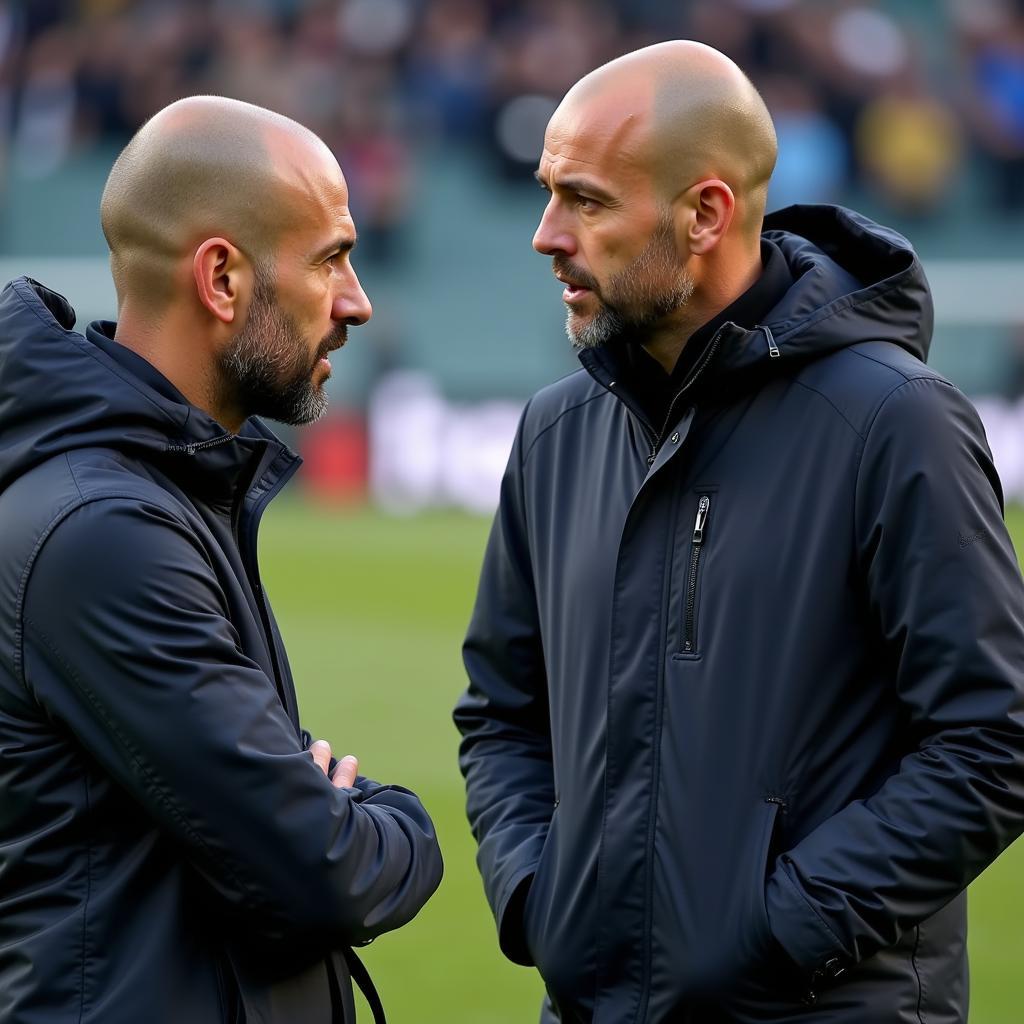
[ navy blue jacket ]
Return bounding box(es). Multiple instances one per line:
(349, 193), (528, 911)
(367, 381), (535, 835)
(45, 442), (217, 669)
(0, 278), (442, 1023)
(455, 206), (1024, 1022)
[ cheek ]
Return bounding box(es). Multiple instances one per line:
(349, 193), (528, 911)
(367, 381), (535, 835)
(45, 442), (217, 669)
(296, 285), (332, 336)
(588, 225), (636, 275)
(588, 250), (630, 296)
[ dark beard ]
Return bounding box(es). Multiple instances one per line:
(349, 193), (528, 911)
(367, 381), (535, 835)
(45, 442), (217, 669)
(219, 271), (345, 426)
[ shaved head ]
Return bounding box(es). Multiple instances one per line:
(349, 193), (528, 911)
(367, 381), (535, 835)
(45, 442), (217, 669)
(99, 95), (371, 433)
(534, 41), (778, 368)
(100, 96), (342, 310)
(555, 40), (777, 234)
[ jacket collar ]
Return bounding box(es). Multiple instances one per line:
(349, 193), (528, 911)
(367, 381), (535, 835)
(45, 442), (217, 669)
(0, 277), (300, 506)
(578, 204), (932, 411)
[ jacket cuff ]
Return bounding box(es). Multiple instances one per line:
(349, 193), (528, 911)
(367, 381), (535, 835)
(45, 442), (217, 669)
(496, 867), (536, 966)
(765, 859), (849, 977)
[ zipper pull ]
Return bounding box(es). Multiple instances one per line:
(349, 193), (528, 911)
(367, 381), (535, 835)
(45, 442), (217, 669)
(762, 325), (780, 359)
(692, 495), (710, 544)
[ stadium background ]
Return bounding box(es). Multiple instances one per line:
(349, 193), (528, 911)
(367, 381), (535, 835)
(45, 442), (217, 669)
(1, 0), (1023, 1019)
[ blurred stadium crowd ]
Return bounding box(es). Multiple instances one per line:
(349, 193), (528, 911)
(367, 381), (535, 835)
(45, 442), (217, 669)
(3, 0), (1024, 509)
(3, 0), (1024, 257)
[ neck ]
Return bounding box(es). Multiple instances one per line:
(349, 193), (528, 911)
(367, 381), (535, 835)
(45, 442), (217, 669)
(114, 304), (242, 433)
(641, 243), (763, 374)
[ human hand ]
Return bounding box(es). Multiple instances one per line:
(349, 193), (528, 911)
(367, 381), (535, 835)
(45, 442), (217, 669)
(309, 739), (359, 789)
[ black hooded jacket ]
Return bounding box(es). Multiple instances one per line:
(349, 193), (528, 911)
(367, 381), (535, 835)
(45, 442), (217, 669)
(455, 206), (1024, 1022)
(0, 277), (443, 1023)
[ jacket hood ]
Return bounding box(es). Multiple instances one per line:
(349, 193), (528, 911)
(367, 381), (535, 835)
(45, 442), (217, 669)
(581, 204), (933, 397)
(0, 276), (292, 495)
(759, 204), (932, 362)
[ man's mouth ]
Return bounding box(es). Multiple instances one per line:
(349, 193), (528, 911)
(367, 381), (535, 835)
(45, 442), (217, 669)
(314, 330), (348, 373)
(554, 272), (594, 305)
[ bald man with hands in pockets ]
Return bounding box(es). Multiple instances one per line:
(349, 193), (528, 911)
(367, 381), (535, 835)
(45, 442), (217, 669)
(456, 41), (1024, 1024)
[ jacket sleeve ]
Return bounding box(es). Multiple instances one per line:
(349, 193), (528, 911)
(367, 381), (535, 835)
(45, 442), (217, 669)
(21, 498), (443, 953)
(454, 408), (555, 965)
(766, 376), (1024, 983)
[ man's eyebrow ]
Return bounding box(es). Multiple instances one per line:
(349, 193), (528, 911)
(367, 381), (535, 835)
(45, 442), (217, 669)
(314, 236), (357, 261)
(533, 170), (616, 205)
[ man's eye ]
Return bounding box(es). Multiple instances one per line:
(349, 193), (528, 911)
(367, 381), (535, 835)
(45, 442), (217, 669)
(576, 196), (597, 210)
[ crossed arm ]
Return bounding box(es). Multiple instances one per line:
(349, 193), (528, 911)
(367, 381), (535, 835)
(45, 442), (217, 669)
(22, 496), (443, 954)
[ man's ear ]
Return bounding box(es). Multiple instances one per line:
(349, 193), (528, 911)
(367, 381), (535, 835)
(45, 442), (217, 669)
(680, 179), (735, 256)
(192, 237), (252, 325)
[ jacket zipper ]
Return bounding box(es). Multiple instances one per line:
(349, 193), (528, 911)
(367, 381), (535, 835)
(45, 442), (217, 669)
(643, 327), (727, 466)
(681, 495), (711, 653)
(164, 433), (235, 456)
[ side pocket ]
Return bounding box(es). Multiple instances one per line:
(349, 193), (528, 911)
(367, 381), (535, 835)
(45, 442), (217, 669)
(522, 802), (560, 967)
(751, 797), (784, 960)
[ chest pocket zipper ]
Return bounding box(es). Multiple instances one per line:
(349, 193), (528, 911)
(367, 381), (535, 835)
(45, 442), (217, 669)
(681, 494), (711, 654)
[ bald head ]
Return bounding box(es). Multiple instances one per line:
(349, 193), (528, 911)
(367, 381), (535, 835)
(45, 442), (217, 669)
(554, 41), (777, 234)
(100, 96), (344, 310)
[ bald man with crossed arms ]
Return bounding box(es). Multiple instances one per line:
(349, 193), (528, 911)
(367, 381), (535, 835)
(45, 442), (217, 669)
(455, 41), (1024, 1023)
(0, 97), (441, 1024)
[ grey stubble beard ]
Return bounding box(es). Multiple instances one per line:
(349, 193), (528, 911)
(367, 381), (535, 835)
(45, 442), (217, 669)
(564, 218), (696, 351)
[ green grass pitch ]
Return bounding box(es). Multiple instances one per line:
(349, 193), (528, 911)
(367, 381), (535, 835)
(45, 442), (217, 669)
(259, 501), (1024, 1023)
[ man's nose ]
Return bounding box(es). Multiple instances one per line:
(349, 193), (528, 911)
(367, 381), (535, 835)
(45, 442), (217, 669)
(533, 200), (576, 257)
(333, 268), (372, 326)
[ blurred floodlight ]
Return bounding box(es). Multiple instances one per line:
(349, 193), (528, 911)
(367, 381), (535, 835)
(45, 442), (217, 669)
(496, 94), (558, 166)
(339, 0), (414, 57)
(831, 7), (908, 78)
